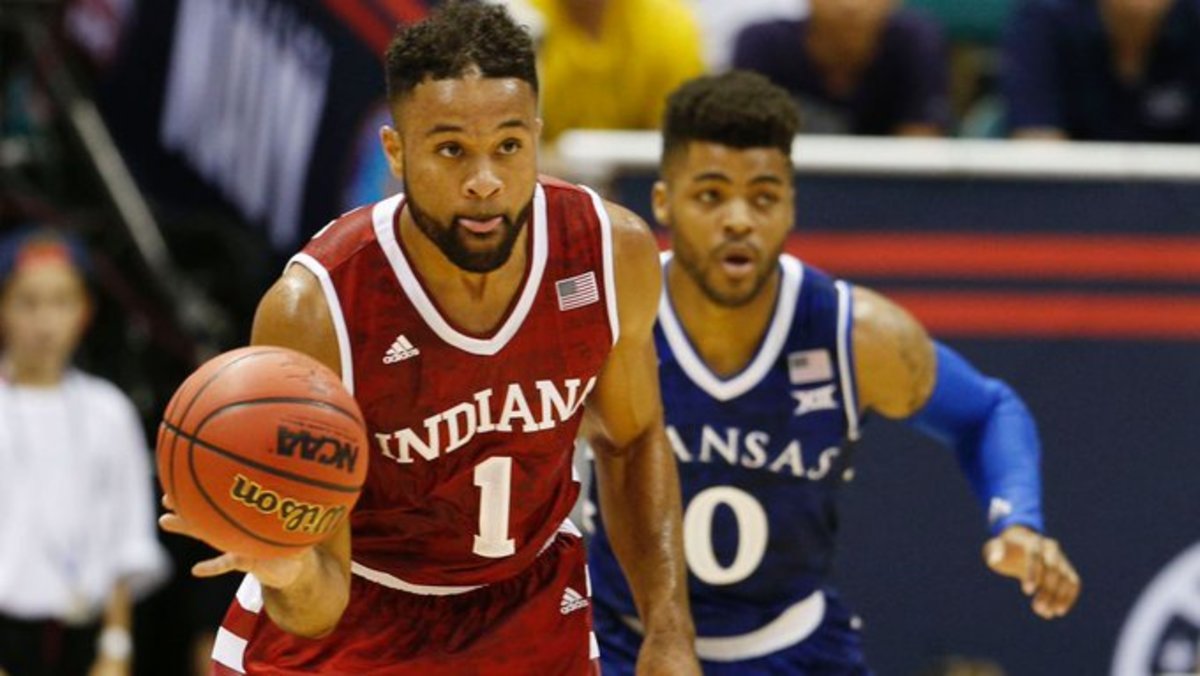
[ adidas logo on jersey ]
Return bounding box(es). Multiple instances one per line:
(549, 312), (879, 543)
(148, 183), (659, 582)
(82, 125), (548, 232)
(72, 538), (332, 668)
(560, 587), (590, 615)
(383, 335), (420, 364)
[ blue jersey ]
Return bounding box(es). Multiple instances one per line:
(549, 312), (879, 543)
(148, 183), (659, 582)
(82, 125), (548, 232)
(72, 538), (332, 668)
(588, 253), (862, 645)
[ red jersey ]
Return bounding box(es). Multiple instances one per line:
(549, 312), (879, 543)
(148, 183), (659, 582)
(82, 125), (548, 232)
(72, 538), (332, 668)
(289, 178), (617, 589)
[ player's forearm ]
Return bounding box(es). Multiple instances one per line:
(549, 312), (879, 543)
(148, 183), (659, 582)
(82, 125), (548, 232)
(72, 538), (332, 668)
(907, 343), (1044, 534)
(593, 428), (695, 639)
(262, 546), (351, 638)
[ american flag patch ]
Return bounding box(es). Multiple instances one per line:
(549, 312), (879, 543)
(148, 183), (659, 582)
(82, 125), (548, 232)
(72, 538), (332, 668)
(788, 349), (834, 385)
(556, 272), (600, 311)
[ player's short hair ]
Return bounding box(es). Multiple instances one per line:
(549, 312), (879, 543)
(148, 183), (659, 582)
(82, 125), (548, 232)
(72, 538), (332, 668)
(384, 1), (538, 103)
(662, 71), (799, 167)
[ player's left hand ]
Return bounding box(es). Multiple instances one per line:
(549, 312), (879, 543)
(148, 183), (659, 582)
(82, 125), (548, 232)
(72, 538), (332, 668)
(983, 525), (1080, 619)
(636, 630), (701, 676)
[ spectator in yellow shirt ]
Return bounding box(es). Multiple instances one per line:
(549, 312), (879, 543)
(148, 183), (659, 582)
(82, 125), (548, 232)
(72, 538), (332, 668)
(531, 0), (706, 142)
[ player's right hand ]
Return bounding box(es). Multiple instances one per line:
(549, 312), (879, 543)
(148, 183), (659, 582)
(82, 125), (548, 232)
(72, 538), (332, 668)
(159, 495), (316, 590)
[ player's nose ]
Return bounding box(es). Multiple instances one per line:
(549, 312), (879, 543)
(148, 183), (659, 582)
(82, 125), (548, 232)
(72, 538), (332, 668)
(721, 199), (755, 237)
(463, 160), (503, 200)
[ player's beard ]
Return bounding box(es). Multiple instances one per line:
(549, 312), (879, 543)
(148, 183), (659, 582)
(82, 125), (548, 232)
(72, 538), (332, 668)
(406, 192), (533, 274)
(674, 235), (782, 308)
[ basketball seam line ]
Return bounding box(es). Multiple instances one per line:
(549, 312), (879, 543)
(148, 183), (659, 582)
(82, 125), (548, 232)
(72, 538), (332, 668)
(183, 425), (317, 550)
(197, 395), (365, 430)
(162, 420), (364, 494)
(165, 349), (285, 519)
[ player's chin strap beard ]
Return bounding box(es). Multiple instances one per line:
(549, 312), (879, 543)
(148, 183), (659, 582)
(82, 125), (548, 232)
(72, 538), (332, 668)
(408, 196), (534, 274)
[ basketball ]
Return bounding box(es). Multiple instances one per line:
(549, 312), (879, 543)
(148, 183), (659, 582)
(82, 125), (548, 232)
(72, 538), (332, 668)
(156, 346), (368, 559)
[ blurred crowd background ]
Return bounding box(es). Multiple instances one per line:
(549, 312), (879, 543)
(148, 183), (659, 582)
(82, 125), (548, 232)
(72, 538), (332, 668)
(1, 0), (1199, 674)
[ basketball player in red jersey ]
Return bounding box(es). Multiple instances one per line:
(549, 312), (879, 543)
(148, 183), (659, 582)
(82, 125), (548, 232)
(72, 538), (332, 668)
(159, 3), (699, 674)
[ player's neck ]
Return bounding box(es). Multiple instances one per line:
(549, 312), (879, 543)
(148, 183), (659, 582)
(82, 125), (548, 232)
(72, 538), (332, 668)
(0, 354), (65, 388)
(667, 264), (782, 378)
(397, 211), (530, 335)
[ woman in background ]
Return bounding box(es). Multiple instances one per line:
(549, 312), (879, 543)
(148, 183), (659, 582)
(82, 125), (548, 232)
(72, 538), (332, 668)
(0, 229), (167, 676)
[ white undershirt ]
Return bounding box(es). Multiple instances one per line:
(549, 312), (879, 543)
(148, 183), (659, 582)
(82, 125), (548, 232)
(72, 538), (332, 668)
(0, 371), (168, 622)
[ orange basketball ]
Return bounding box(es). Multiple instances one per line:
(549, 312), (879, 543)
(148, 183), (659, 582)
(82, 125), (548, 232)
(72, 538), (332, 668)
(156, 346), (368, 559)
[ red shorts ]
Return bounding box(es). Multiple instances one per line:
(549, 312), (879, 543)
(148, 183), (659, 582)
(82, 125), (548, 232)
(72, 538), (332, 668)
(211, 529), (598, 675)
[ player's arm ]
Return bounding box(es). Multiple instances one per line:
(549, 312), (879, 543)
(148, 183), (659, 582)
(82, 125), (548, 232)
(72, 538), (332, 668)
(160, 265), (352, 638)
(584, 201), (700, 676)
(851, 285), (1080, 619)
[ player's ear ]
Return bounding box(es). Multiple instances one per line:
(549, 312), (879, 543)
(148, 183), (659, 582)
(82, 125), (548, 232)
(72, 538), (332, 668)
(651, 180), (671, 229)
(380, 126), (405, 180)
(534, 117), (544, 141)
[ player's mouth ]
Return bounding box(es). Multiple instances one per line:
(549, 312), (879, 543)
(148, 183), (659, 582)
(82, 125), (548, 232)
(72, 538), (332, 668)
(457, 215), (504, 235)
(718, 247), (757, 280)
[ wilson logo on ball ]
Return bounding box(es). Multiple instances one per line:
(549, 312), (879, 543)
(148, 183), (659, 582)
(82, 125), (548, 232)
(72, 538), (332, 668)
(275, 425), (360, 473)
(230, 474), (348, 535)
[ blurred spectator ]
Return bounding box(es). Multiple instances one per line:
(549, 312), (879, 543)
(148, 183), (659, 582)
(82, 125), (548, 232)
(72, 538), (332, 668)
(64, 0), (135, 68)
(1002, 0), (1200, 141)
(530, 0), (705, 142)
(0, 229), (168, 676)
(906, 0), (1013, 43)
(733, 0), (951, 136)
(687, 0), (809, 69)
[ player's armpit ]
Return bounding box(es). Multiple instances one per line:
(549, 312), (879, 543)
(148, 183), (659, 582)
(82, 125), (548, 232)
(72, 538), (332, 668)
(250, 265), (341, 377)
(851, 285), (936, 419)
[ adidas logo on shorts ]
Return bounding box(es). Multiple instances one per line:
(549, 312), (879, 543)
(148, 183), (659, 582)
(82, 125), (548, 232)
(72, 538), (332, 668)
(560, 586), (590, 615)
(383, 335), (420, 364)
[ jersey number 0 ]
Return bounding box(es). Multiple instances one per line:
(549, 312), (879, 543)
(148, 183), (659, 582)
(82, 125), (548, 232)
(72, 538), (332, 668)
(683, 486), (770, 585)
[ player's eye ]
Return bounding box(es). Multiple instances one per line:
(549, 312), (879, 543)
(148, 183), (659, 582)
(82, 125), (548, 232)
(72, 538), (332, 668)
(497, 139), (522, 156)
(754, 193), (780, 208)
(696, 189), (721, 205)
(437, 143), (464, 159)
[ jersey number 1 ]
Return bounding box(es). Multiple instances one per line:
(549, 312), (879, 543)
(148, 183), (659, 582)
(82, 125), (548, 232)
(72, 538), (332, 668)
(473, 456), (516, 558)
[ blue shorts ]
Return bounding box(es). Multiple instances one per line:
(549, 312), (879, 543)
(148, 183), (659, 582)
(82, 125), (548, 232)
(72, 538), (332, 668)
(593, 588), (870, 675)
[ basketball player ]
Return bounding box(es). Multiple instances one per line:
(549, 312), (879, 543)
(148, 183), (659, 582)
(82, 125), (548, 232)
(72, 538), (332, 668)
(586, 71), (1082, 673)
(158, 3), (699, 674)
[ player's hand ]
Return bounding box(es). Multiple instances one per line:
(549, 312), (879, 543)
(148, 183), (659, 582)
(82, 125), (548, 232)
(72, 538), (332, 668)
(636, 630), (701, 676)
(983, 525), (1080, 619)
(158, 495), (315, 590)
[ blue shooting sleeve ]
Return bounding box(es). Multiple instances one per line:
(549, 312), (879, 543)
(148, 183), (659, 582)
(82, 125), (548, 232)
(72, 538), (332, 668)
(906, 342), (1045, 535)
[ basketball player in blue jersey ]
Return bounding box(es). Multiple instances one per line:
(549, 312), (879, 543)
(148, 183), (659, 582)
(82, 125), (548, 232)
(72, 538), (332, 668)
(585, 71), (1081, 673)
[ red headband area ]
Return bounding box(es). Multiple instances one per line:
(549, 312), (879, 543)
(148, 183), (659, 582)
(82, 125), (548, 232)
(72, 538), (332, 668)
(14, 242), (74, 273)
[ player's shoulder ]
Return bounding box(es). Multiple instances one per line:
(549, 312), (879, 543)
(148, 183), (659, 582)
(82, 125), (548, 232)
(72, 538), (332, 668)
(792, 255), (838, 293)
(296, 197), (395, 271)
(538, 174), (591, 196)
(538, 175), (654, 257)
(537, 175), (605, 222)
(783, 255), (851, 331)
